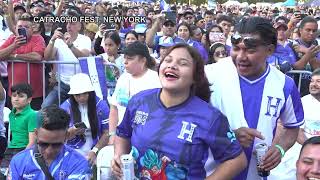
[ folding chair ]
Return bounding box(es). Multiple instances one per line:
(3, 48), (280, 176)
(96, 145), (116, 180)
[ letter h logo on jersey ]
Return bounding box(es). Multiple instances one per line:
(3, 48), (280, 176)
(177, 121), (197, 143)
(265, 96), (282, 117)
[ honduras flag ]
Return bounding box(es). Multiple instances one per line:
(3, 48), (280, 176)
(160, 0), (171, 11)
(79, 56), (108, 101)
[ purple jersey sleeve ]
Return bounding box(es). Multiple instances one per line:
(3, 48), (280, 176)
(206, 110), (243, 163)
(116, 97), (136, 138)
(280, 76), (305, 128)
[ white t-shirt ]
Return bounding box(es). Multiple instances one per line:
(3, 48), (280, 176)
(75, 104), (93, 156)
(269, 94), (320, 180)
(301, 94), (320, 138)
(110, 69), (161, 125)
(54, 34), (91, 85)
(100, 53), (125, 75)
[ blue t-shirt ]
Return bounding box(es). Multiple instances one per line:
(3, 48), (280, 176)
(267, 42), (297, 65)
(9, 145), (91, 179)
(117, 88), (242, 179)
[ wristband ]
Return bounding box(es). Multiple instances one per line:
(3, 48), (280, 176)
(275, 144), (285, 158)
(91, 147), (99, 154)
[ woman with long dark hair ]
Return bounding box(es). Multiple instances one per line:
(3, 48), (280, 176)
(60, 73), (110, 165)
(111, 43), (247, 179)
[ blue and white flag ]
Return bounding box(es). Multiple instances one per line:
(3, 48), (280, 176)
(160, 0), (171, 11)
(79, 56), (108, 101)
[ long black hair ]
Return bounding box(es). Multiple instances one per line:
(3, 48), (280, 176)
(70, 91), (98, 139)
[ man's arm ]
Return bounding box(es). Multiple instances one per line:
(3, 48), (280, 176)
(292, 45), (320, 70)
(309, 57), (320, 70)
(69, 46), (90, 58)
(44, 29), (63, 60)
(297, 128), (307, 144)
(108, 105), (119, 145)
(0, 43), (16, 60)
(86, 129), (109, 165)
(206, 152), (247, 180)
(145, 16), (163, 48)
(262, 127), (299, 171)
(54, 0), (65, 17)
(26, 132), (36, 149)
(10, 52), (42, 61)
(111, 136), (131, 178)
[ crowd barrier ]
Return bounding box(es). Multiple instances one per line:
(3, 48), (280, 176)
(6, 59), (120, 106)
(285, 70), (312, 92)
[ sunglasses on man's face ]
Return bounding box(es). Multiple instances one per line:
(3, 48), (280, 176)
(38, 141), (64, 149)
(231, 33), (268, 49)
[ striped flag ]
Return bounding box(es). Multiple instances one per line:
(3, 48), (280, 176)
(160, 0), (171, 11)
(79, 56), (108, 101)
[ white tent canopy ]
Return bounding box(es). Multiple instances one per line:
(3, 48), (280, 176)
(223, 0), (241, 6)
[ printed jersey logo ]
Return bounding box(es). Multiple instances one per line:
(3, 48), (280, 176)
(177, 121), (197, 143)
(265, 96), (282, 117)
(227, 128), (236, 143)
(134, 111), (149, 125)
(22, 173), (36, 179)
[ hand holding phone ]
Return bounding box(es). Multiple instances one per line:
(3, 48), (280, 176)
(17, 27), (27, 44)
(74, 122), (87, 129)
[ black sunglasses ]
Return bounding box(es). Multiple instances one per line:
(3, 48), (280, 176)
(231, 33), (269, 48)
(38, 141), (64, 149)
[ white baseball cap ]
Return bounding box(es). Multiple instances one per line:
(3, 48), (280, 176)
(68, 73), (94, 95)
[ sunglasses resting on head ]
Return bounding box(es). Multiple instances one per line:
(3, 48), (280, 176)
(231, 32), (269, 49)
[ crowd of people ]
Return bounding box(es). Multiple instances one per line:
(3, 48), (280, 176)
(0, 0), (319, 179)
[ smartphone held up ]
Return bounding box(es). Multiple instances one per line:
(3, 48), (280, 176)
(17, 27), (27, 44)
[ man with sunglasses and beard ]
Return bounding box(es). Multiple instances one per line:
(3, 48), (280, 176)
(145, 12), (184, 56)
(7, 105), (92, 179)
(205, 17), (304, 180)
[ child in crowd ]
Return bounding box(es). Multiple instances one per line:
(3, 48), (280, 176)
(0, 83), (37, 169)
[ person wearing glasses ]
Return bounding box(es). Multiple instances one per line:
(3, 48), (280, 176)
(205, 17), (304, 180)
(195, 16), (205, 30)
(145, 12), (184, 57)
(183, 11), (195, 25)
(208, 42), (227, 64)
(8, 105), (92, 179)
